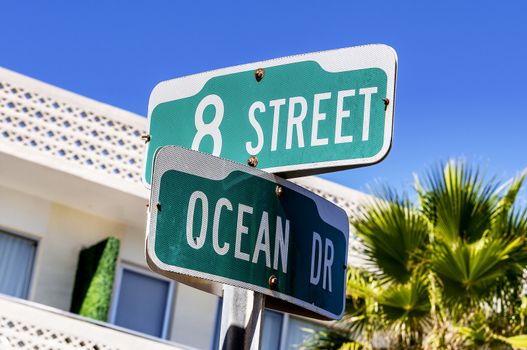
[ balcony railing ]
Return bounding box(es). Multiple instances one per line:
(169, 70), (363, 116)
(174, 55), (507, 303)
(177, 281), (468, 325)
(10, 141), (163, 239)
(0, 294), (193, 350)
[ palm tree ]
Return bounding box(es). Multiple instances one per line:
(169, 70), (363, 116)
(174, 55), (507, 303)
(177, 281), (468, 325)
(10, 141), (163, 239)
(303, 160), (527, 350)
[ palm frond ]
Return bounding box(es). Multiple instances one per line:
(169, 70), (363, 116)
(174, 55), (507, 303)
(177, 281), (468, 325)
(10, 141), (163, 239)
(340, 268), (380, 338)
(418, 160), (499, 243)
(346, 268), (378, 301)
(344, 270), (372, 321)
(431, 236), (523, 307)
(309, 160), (527, 350)
(338, 342), (364, 350)
(377, 274), (433, 335)
(300, 327), (362, 350)
(492, 206), (527, 246)
(492, 173), (526, 239)
(457, 312), (510, 349)
(501, 334), (527, 348)
(352, 194), (429, 284)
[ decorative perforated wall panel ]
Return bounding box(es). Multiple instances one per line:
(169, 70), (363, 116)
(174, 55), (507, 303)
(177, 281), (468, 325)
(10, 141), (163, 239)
(296, 182), (366, 219)
(0, 67), (370, 220)
(0, 316), (117, 350)
(0, 71), (146, 186)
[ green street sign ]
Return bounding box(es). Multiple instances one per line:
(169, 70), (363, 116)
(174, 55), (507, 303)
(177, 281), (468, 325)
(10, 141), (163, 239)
(143, 44), (397, 186)
(146, 146), (349, 320)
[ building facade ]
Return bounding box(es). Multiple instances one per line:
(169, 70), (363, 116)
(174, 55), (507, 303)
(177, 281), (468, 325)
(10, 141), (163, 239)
(0, 67), (368, 350)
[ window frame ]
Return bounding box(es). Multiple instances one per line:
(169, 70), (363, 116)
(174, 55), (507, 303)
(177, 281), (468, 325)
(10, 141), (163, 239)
(0, 226), (39, 300)
(108, 262), (175, 339)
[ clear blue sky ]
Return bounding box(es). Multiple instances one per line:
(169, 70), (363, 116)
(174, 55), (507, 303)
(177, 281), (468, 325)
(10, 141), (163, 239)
(1, 1), (526, 201)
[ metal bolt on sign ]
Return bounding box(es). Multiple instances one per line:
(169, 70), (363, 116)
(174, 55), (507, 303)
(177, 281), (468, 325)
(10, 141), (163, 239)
(247, 155), (258, 167)
(268, 275), (278, 289)
(254, 68), (264, 82)
(383, 98), (390, 110)
(141, 134), (151, 143)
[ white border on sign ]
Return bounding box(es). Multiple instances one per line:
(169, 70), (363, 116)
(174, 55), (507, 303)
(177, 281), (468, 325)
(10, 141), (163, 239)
(146, 146), (350, 320)
(142, 44), (397, 187)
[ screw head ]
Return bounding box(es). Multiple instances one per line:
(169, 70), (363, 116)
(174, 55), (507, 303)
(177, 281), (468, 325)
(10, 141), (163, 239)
(269, 275), (278, 289)
(247, 155), (258, 167)
(275, 185), (284, 197)
(255, 68), (264, 82)
(383, 98), (390, 110)
(141, 134), (151, 143)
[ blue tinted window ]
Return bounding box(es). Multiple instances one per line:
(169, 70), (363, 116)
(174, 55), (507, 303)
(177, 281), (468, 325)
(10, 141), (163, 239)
(113, 268), (171, 338)
(261, 310), (283, 350)
(0, 231), (36, 299)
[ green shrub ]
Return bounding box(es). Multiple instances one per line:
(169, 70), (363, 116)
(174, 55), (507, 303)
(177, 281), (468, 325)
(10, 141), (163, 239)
(71, 237), (120, 321)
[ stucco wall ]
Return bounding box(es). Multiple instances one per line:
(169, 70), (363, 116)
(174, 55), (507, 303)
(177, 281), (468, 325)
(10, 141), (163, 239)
(0, 184), (217, 349)
(171, 283), (219, 349)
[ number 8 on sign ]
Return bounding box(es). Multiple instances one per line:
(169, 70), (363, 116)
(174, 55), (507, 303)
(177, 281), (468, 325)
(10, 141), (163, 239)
(191, 94), (224, 156)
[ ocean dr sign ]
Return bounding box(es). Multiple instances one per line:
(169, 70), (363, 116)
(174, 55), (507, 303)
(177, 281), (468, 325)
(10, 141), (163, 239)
(146, 146), (349, 320)
(143, 44), (397, 186)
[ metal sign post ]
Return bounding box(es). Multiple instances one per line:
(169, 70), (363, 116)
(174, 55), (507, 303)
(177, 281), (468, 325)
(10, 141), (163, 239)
(143, 45), (398, 349)
(219, 287), (264, 350)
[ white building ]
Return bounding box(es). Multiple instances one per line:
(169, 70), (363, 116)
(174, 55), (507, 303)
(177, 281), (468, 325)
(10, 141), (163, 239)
(0, 67), (369, 350)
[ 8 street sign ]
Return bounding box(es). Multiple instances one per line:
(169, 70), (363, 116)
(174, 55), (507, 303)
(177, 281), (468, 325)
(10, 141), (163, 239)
(146, 146), (349, 320)
(143, 44), (397, 186)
